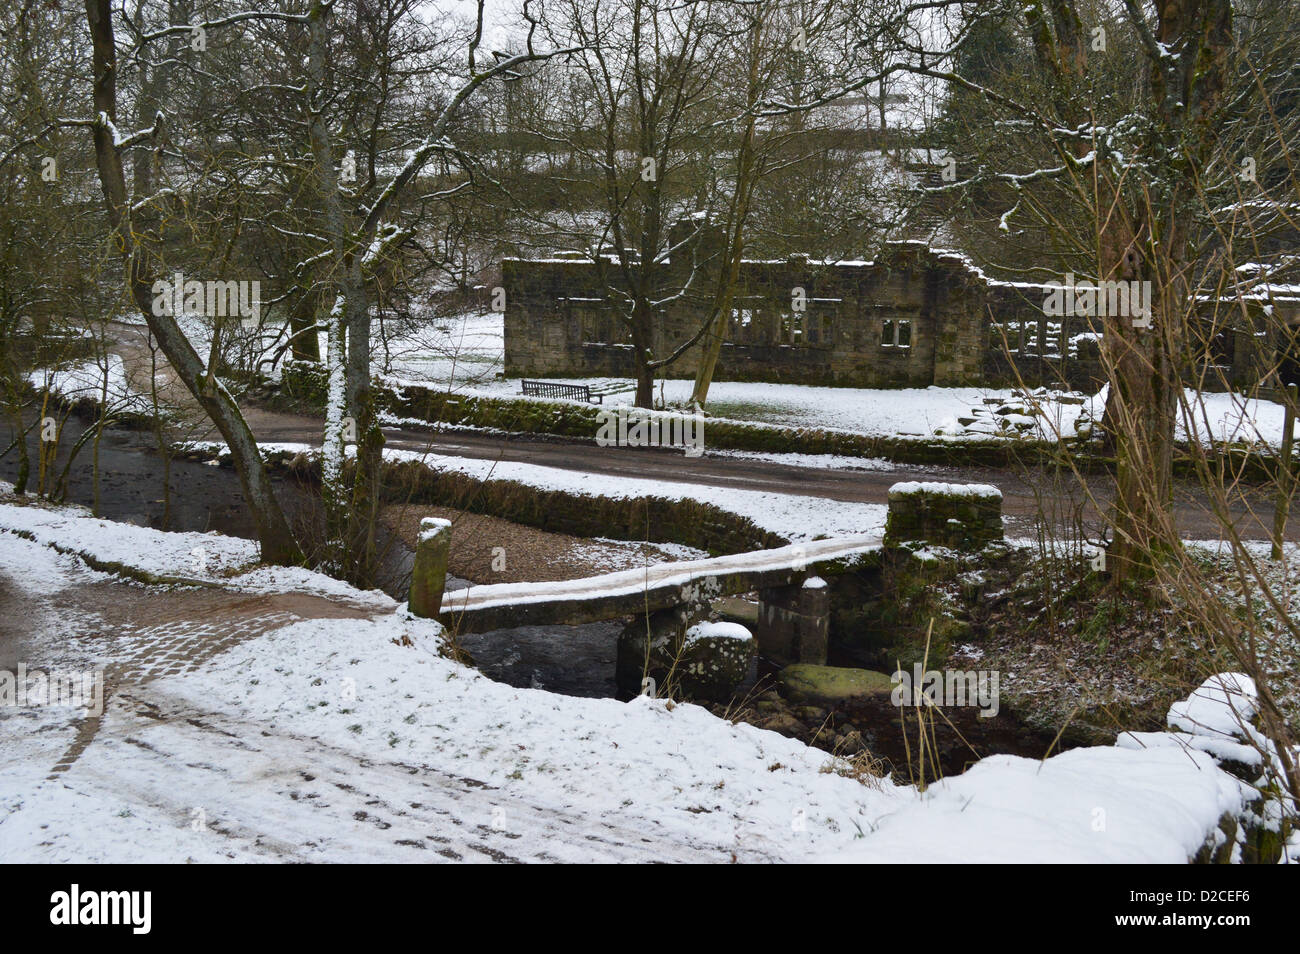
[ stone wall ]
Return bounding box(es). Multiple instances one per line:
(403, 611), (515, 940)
(382, 456), (787, 556)
(503, 243), (992, 389)
(981, 283), (1108, 391)
(503, 243), (1274, 391)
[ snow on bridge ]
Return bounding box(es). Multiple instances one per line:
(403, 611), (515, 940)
(438, 534), (882, 633)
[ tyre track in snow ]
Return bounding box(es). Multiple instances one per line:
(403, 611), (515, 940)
(42, 585), (381, 782)
(37, 679), (770, 863)
(0, 531), (781, 862)
(15, 671), (757, 863)
(249, 412), (1293, 543)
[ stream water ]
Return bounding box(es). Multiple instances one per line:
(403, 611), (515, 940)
(0, 416), (627, 698)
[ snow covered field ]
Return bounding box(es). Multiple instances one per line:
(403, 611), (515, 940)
(379, 312), (1299, 448)
(0, 494), (1264, 863)
(69, 312), (1297, 451)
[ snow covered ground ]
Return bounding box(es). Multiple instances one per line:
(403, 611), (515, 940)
(381, 313), (1082, 438)
(190, 440), (891, 542)
(29, 354), (159, 417)
(0, 493), (1269, 863)
(378, 312), (1299, 448)
(71, 311), (1297, 453)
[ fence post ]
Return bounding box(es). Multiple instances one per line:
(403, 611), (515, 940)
(410, 517), (451, 617)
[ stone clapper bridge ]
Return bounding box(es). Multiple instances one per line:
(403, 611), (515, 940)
(407, 482), (1005, 698)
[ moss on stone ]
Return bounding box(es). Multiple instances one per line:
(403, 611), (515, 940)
(778, 663), (895, 706)
(884, 483), (1003, 550)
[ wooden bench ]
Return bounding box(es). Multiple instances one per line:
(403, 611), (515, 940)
(521, 379), (635, 404)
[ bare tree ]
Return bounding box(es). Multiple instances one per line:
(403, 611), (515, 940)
(859, 0), (1251, 583)
(292, 0), (578, 583)
(81, 0), (303, 564)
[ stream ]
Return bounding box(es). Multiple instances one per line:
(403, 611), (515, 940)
(0, 415), (628, 698)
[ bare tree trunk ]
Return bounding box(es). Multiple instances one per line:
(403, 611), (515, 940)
(1103, 283), (1179, 581)
(691, 23), (763, 407)
(83, 0), (301, 565)
(92, 341), (107, 516)
(147, 333), (173, 528)
(690, 126), (757, 406)
(631, 299), (656, 408)
(288, 285), (323, 363)
(304, 0), (384, 585)
(1098, 0), (1233, 585)
(0, 324), (31, 495)
(320, 297), (348, 556)
(689, 241), (743, 407)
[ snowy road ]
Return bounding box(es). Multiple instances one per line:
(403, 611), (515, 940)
(100, 320), (1298, 543)
(289, 420), (1295, 542)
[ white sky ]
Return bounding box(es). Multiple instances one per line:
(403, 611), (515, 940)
(421, 0), (523, 47)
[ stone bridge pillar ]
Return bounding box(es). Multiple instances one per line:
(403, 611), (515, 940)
(884, 482), (1003, 549)
(755, 576), (828, 667)
(615, 601), (754, 703)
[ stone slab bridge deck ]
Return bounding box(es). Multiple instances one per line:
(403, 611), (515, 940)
(435, 535), (883, 636)
(412, 482), (1003, 679)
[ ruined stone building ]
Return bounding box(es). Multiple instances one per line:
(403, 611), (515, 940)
(502, 234), (1285, 392)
